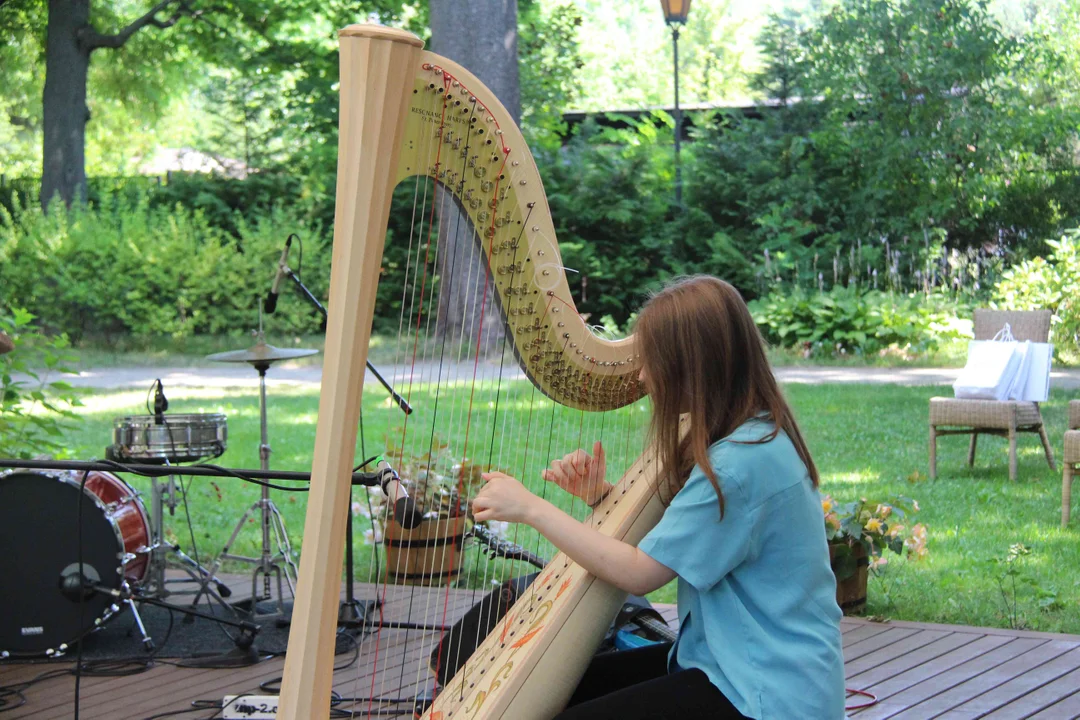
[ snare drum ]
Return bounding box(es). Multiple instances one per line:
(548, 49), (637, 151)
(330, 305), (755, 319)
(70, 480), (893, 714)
(0, 469), (151, 657)
(108, 413), (227, 463)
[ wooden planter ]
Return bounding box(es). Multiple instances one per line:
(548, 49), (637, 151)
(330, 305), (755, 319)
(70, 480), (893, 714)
(829, 541), (869, 615)
(382, 516), (467, 586)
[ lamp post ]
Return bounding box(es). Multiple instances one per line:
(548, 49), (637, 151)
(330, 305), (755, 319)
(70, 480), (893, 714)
(661, 0), (691, 208)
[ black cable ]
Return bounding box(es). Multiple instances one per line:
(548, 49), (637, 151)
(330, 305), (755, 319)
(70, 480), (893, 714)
(74, 468), (90, 720)
(257, 630), (361, 695)
(142, 698), (223, 719)
(0, 686), (26, 713)
(88, 458), (312, 493)
(353, 455), (379, 473)
(0, 669), (72, 714)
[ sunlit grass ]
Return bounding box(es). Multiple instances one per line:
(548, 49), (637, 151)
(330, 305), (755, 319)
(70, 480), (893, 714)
(38, 382), (1080, 634)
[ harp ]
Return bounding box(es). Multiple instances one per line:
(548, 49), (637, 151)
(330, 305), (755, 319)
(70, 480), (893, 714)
(278, 25), (668, 719)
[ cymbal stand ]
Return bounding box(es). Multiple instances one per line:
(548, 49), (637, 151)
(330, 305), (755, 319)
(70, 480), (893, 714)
(191, 356), (298, 619)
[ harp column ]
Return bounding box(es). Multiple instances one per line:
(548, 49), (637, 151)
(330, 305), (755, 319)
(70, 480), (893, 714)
(277, 26), (425, 720)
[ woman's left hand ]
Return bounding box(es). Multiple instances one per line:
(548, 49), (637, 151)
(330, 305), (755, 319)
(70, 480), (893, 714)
(472, 472), (544, 524)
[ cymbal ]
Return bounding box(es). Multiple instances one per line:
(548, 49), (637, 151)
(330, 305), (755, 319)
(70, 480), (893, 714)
(206, 341), (319, 365)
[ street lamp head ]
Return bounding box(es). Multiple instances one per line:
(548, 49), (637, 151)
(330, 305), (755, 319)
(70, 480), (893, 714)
(660, 0), (691, 25)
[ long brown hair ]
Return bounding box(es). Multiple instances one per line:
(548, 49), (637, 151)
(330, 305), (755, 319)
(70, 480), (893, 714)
(634, 276), (819, 516)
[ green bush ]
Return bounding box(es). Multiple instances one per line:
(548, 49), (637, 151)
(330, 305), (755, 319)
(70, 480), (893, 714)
(748, 287), (970, 357)
(0, 195), (329, 340)
(992, 230), (1080, 359)
(537, 116), (676, 327)
(0, 307), (82, 459)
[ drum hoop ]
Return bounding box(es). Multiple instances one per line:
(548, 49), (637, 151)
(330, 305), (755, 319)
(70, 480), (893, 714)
(113, 413), (228, 426)
(59, 471), (150, 582)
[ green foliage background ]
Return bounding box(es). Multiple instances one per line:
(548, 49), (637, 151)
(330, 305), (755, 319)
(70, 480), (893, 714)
(4, 0), (1080, 356)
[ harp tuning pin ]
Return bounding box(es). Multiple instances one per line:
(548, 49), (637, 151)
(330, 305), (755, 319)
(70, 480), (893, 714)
(452, 80), (460, 87)
(512, 160), (520, 166)
(519, 180), (528, 186)
(528, 202), (536, 209)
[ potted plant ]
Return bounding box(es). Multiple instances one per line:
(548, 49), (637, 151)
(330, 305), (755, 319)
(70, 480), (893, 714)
(821, 494), (927, 614)
(358, 437), (498, 586)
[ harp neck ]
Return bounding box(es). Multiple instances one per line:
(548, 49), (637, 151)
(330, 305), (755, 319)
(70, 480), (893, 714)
(397, 52), (644, 412)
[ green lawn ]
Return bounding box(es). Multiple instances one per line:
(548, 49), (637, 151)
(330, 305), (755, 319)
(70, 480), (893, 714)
(47, 381), (1080, 635)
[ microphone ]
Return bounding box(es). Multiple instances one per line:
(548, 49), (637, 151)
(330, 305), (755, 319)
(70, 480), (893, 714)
(375, 460), (424, 530)
(153, 379), (168, 425)
(264, 236), (293, 314)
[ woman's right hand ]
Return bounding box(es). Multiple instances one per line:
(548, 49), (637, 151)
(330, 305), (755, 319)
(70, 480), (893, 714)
(542, 440), (610, 506)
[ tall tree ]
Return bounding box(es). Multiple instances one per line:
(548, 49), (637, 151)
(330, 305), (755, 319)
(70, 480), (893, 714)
(428, 0), (520, 347)
(40, 0), (194, 207)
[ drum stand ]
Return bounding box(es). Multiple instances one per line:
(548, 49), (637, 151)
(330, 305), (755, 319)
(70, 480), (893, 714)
(141, 471), (232, 605)
(192, 359), (299, 619)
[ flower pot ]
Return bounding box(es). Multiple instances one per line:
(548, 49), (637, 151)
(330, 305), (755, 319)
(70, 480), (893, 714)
(382, 516), (466, 587)
(829, 541), (869, 615)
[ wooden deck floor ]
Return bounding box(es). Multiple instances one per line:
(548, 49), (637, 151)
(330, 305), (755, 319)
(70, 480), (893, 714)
(3, 582), (1079, 719)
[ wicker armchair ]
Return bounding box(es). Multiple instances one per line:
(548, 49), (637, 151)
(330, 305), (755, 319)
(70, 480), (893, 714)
(929, 309), (1056, 482)
(1062, 400), (1080, 526)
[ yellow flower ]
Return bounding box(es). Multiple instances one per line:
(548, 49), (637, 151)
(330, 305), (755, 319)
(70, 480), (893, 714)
(875, 504), (892, 519)
(887, 523), (905, 539)
(825, 512), (841, 530)
(865, 518), (883, 534)
(904, 523), (929, 560)
(822, 497), (834, 514)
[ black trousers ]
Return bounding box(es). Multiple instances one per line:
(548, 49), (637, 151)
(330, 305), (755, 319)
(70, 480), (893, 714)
(554, 642), (751, 720)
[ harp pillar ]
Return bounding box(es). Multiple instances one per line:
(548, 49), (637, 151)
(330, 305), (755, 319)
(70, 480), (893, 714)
(277, 26), (425, 720)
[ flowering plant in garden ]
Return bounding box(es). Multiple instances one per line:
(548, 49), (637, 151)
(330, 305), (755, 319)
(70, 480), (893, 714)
(353, 434), (504, 543)
(822, 494), (928, 580)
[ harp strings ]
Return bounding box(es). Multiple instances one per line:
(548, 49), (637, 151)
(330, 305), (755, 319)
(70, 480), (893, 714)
(340, 64), (649, 718)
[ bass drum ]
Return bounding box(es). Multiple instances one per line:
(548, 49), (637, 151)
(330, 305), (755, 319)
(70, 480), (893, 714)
(0, 469), (151, 657)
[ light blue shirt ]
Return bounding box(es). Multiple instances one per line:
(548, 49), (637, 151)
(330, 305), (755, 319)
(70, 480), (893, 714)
(638, 418), (846, 720)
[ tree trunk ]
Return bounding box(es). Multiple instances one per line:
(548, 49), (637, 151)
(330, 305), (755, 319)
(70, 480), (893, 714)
(42, 0), (92, 208)
(429, 0), (520, 353)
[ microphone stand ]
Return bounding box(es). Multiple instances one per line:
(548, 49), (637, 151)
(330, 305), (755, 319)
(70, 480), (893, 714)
(269, 251), (424, 630)
(281, 265), (412, 416)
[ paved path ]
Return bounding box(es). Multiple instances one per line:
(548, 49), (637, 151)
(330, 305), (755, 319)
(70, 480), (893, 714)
(34, 363), (1080, 390)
